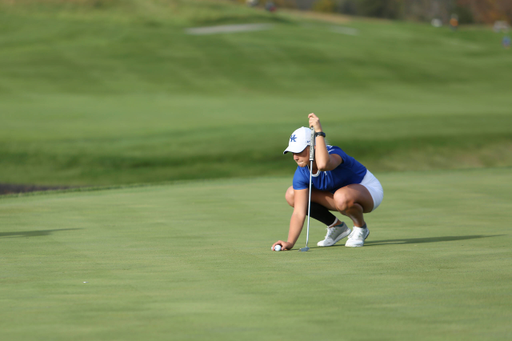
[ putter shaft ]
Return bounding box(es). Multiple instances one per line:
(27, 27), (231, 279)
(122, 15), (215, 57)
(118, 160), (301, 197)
(300, 128), (315, 252)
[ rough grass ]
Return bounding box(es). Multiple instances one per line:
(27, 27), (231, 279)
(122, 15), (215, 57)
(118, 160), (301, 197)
(0, 0), (283, 26)
(0, 0), (511, 186)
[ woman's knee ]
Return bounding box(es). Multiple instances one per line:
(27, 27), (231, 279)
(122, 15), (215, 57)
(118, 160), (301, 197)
(333, 190), (347, 212)
(334, 186), (373, 213)
(333, 190), (353, 212)
(285, 186), (294, 207)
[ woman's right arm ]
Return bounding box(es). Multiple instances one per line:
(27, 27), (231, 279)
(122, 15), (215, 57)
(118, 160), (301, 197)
(272, 188), (308, 251)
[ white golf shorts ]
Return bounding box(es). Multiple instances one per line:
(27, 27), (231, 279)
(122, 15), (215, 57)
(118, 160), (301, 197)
(360, 170), (383, 211)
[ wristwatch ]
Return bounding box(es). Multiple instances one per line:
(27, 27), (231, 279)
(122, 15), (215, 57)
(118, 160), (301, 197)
(315, 131), (326, 138)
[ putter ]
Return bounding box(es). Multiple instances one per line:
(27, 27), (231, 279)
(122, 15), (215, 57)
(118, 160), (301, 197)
(300, 127), (316, 252)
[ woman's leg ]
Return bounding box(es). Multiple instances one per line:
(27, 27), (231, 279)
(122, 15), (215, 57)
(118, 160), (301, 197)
(332, 184), (374, 227)
(287, 184), (374, 226)
(285, 186), (337, 226)
(307, 184), (374, 227)
(286, 184), (374, 247)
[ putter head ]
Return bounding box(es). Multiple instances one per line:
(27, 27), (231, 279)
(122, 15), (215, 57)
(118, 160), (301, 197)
(299, 246), (310, 252)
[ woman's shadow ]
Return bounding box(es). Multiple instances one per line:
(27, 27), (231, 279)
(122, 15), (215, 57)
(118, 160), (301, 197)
(0, 228), (81, 238)
(364, 234), (503, 246)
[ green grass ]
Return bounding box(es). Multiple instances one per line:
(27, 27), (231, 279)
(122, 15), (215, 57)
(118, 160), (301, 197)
(1, 168), (511, 340)
(2, 2), (511, 339)
(0, 1), (511, 186)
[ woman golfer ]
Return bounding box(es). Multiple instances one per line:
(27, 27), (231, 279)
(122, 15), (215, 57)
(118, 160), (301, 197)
(272, 113), (383, 251)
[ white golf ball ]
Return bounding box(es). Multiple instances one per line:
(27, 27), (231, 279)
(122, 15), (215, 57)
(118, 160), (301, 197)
(274, 245), (282, 252)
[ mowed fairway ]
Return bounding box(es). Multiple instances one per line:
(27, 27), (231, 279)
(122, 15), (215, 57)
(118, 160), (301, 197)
(1, 168), (511, 340)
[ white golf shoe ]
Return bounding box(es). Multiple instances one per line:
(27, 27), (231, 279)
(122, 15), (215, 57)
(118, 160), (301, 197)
(317, 222), (351, 247)
(345, 226), (370, 247)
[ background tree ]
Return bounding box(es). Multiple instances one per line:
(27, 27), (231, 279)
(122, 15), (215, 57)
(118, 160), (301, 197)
(458, 0), (512, 24)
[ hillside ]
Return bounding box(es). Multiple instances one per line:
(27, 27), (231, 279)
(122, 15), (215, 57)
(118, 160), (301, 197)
(0, 0), (511, 186)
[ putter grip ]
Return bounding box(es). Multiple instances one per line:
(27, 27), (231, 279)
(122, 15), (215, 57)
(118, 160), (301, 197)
(309, 127), (315, 161)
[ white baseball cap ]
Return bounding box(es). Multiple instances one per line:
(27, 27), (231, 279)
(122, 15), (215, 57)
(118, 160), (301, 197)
(283, 127), (313, 154)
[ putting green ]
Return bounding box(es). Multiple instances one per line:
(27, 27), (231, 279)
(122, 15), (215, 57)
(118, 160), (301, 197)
(1, 167), (511, 340)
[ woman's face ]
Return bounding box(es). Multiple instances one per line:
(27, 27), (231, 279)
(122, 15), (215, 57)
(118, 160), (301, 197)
(293, 147), (309, 167)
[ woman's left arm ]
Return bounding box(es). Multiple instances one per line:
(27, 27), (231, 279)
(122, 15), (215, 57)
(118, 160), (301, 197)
(308, 113), (342, 171)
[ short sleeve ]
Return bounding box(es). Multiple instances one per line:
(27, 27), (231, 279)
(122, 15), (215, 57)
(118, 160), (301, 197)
(292, 167), (308, 190)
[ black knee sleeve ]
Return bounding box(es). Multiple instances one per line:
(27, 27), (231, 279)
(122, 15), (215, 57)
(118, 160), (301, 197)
(309, 202), (337, 226)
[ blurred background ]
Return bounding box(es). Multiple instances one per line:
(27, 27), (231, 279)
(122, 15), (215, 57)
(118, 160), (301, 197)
(251, 0), (512, 24)
(0, 0), (511, 192)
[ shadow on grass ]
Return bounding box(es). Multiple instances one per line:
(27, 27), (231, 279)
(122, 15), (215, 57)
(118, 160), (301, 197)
(302, 234), (506, 251)
(0, 228), (82, 238)
(364, 234), (504, 246)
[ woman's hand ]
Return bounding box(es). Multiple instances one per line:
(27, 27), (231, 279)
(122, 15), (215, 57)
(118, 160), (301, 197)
(307, 113), (341, 171)
(308, 113), (323, 132)
(271, 241), (294, 251)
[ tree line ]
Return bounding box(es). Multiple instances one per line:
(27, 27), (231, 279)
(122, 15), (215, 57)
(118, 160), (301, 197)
(240, 0), (511, 24)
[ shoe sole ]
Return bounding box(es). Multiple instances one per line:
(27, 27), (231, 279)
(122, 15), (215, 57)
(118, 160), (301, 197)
(345, 230), (370, 248)
(317, 228), (352, 247)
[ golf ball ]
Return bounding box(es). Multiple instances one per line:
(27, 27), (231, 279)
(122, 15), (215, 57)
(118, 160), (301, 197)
(274, 245), (282, 252)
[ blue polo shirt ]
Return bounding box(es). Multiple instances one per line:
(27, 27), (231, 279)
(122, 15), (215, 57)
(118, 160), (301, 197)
(292, 145), (367, 192)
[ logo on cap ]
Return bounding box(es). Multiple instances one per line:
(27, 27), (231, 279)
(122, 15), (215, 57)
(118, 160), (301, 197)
(290, 135), (297, 142)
